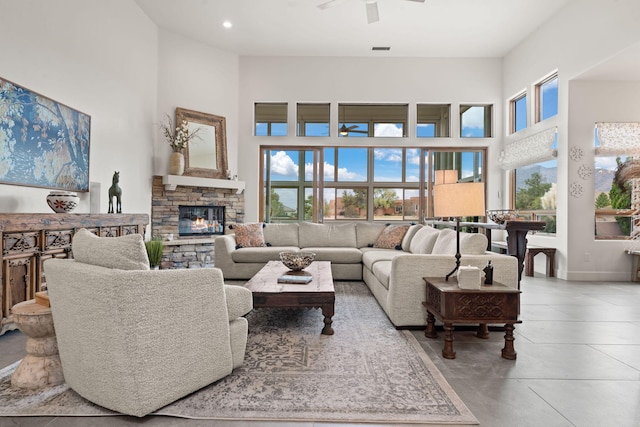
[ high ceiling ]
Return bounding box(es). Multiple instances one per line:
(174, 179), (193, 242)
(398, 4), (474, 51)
(134, 0), (571, 58)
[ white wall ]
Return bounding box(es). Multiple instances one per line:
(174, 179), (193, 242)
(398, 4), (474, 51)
(238, 56), (504, 222)
(155, 29), (239, 178)
(502, 0), (640, 280)
(0, 0), (158, 216)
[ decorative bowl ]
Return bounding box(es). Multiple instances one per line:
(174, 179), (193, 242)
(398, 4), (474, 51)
(46, 191), (79, 213)
(486, 209), (519, 224)
(279, 251), (316, 271)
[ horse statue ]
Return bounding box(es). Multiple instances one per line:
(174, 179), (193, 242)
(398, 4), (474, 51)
(108, 171), (122, 214)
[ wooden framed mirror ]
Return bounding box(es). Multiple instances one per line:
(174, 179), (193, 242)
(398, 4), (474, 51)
(176, 107), (228, 179)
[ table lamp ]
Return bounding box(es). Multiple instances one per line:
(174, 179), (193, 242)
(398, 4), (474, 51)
(433, 170), (485, 281)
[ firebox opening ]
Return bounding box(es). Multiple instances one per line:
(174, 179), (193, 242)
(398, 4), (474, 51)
(178, 205), (225, 237)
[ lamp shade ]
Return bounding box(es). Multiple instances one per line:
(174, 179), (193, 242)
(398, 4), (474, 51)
(433, 181), (485, 217)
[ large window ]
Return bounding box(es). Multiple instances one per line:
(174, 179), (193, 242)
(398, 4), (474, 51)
(460, 104), (492, 137)
(255, 103), (287, 136)
(262, 148), (322, 222)
(594, 126), (635, 239)
(261, 146), (485, 223)
(536, 74), (558, 123)
(513, 156), (557, 233)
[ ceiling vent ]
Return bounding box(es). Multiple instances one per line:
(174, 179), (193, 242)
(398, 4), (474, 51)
(372, 46), (390, 51)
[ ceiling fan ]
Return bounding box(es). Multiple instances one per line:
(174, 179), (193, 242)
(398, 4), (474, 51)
(339, 124), (368, 135)
(317, 0), (425, 24)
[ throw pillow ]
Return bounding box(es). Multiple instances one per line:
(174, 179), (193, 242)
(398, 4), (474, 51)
(234, 223), (266, 248)
(460, 232), (488, 255)
(373, 224), (410, 250)
(72, 228), (150, 270)
(409, 226), (440, 254)
(401, 224), (423, 252)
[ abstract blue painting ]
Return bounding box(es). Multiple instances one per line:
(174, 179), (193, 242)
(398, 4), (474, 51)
(0, 77), (90, 191)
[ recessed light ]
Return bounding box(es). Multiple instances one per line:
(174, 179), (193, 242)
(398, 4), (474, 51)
(223, 21), (232, 28)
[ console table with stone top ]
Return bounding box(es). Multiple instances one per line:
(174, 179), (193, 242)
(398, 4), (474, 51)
(0, 213), (149, 336)
(422, 277), (521, 360)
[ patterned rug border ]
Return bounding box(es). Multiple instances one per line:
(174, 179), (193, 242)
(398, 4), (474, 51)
(0, 283), (478, 425)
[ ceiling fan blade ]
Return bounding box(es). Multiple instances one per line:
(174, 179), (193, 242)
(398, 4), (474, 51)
(365, 1), (379, 24)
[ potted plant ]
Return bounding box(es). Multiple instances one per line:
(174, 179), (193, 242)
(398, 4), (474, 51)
(145, 237), (165, 270)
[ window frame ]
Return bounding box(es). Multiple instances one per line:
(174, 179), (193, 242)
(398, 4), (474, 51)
(535, 73), (558, 124)
(509, 91), (527, 134)
(460, 104), (493, 138)
(260, 145), (487, 223)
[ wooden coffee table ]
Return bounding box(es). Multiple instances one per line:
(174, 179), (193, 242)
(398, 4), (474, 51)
(244, 261), (335, 335)
(422, 277), (521, 360)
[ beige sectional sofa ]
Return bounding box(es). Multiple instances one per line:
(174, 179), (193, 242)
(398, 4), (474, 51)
(215, 222), (519, 327)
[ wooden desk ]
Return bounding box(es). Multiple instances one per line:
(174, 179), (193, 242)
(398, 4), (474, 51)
(422, 277), (521, 360)
(428, 220), (546, 287)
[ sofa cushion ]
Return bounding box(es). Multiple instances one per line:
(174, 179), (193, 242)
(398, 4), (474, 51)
(431, 229), (488, 255)
(409, 226), (440, 254)
(373, 225), (410, 249)
(431, 228), (457, 254)
(231, 246), (299, 263)
(263, 223), (299, 247)
(362, 249), (398, 271)
(304, 247), (362, 264)
(299, 222), (357, 248)
(401, 224), (423, 252)
(72, 228), (150, 270)
(234, 223), (266, 248)
(356, 222), (387, 248)
(460, 232), (488, 255)
(372, 260), (392, 290)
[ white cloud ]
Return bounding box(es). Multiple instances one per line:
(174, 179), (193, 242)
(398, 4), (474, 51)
(270, 151), (298, 176)
(374, 148), (403, 161)
(374, 123), (403, 137)
(461, 107), (485, 129)
(304, 162), (361, 181)
(595, 156), (629, 170)
(407, 149), (421, 165)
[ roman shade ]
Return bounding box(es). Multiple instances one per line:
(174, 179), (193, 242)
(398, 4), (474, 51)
(595, 122), (640, 156)
(499, 127), (557, 170)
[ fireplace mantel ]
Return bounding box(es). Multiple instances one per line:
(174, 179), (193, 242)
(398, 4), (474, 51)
(162, 175), (245, 194)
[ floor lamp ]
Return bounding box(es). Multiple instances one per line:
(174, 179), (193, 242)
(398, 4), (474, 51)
(433, 171), (485, 281)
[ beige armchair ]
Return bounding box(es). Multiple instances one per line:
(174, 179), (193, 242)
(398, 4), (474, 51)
(43, 229), (252, 417)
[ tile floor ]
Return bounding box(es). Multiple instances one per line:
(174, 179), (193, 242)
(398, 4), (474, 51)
(1, 275), (639, 427)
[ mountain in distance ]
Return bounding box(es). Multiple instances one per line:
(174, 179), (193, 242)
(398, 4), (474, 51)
(515, 165), (615, 195)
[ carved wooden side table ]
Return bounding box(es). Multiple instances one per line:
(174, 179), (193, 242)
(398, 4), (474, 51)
(422, 277), (521, 360)
(10, 299), (64, 389)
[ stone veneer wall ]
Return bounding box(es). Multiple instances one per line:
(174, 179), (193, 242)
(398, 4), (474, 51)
(151, 175), (244, 269)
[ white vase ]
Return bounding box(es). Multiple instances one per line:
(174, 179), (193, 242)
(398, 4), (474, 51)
(46, 191), (79, 213)
(169, 151), (185, 175)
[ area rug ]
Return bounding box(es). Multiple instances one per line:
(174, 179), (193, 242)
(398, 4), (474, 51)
(0, 282), (477, 424)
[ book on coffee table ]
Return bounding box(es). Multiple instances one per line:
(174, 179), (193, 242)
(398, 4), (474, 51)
(277, 274), (313, 284)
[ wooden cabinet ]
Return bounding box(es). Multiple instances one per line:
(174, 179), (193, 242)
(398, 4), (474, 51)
(0, 213), (149, 335)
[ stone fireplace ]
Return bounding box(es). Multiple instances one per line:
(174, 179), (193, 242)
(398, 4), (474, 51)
(151, 175), (244, 269)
